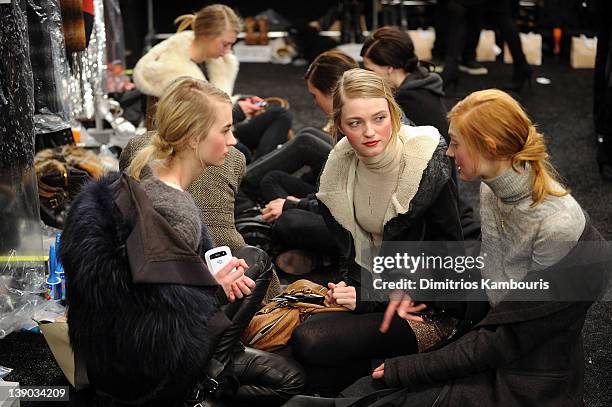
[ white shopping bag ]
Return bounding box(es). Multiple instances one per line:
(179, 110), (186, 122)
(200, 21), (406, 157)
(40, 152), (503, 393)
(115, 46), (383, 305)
(570, 35), (597, 69)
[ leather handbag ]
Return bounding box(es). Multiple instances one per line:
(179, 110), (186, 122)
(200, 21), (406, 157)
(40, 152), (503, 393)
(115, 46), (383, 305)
(235, 206), (276, 255)
(35, 146), (103, 228)
(243, 279), (349, 351)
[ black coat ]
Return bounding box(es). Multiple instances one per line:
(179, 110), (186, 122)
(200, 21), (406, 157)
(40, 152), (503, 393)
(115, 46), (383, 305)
(382, 220), (610, 407)
(59, 173), (230, 405)
(394, 67), (449, 143)
(317, 129), (464, 313)
(394, 68), (482, 242)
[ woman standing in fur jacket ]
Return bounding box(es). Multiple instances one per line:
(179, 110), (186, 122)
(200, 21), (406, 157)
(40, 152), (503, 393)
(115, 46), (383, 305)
(60, 78), (304, 406)
(133, 4), (292, 162)
(290, 69), (465, 394)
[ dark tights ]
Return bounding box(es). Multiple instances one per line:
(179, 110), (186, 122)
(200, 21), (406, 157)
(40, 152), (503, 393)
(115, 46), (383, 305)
(444, 0), (529, 82)
(234, 105), (293, 162)
(241, 130), (332, 200)
(291, 311), (418, 395)
(260, 170), (315, 202)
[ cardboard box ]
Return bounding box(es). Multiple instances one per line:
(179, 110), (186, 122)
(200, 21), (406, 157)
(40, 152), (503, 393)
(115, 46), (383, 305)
(337, 43), (365, 62)
(570, 35), (597, 69)
(504, 32), (542, 66)
(39, 321), (76, 388)
(233, 41), (272, 63)
(408, 28), (436, 61)
(476, 30), (498, 62)
(0, 381), (20, 406)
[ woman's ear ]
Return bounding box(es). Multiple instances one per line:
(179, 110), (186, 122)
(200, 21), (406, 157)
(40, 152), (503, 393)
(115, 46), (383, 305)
(187, 134), (199, 151)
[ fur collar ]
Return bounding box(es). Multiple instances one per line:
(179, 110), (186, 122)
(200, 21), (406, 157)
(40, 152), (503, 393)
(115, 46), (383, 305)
(133, 31), (240, 98)
(316, 125), (442, 269)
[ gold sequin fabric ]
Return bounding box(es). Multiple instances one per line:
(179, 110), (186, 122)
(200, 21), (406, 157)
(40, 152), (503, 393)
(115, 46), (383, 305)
(408, 316), (457, 352)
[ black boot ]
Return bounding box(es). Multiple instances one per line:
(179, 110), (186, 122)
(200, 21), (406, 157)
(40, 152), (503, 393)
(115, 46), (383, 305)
(351, 0), (364, 43)
(441, 58), (460, 93)
(340, 0), (352, 44)
(381, 0), (392, 26)
(398, 0), (408, 29)
(503, 65), (533, 92)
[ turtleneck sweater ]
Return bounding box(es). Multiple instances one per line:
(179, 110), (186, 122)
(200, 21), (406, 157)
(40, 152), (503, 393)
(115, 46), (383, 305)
(479, 164), (585, 305)
(354, 137), (403, 245)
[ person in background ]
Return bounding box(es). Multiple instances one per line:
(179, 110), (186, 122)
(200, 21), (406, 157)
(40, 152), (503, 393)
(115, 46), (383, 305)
(242, 50), (360, 275)
(442, 0), (531, 92)
(133, 3), (292, 162)
(361, 26), (450, 141)
(592, 0), (612, 179)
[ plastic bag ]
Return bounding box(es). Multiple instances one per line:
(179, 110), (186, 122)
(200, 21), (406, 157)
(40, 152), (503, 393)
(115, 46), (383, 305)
(0, 365), (13, 379)
(27, 0), (73, 121)
(1, 0), (48, 340)
(98, 144), (119, 172)
(104, 0), (133, 93)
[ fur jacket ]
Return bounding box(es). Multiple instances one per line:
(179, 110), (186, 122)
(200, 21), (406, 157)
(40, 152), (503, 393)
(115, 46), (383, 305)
(133, 30), (239, 98)
(59, 172), (230, 405)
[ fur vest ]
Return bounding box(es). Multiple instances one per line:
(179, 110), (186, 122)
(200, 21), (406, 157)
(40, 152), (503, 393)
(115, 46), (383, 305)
(59, 173), (228, 405)
(133, 31), (240, 98)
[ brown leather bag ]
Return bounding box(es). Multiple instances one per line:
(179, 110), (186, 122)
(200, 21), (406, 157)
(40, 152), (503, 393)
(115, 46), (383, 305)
(243, 279), (348, 351)
(35, 146), (104, 228)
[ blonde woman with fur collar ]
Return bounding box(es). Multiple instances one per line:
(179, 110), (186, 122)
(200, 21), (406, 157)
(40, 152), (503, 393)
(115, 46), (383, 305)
(289, 69), (465, 394)
(134, 4), (292, 161)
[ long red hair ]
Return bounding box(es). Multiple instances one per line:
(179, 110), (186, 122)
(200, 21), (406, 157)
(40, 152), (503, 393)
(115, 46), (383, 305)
(448, 89), (567, 206)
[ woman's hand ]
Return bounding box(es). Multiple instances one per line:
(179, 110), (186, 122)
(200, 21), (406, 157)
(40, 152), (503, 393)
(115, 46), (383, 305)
(214, 258), (253, 302)
(247, 96), (264, 104)
(238, 97), (264, 118)
(380, 290), (426, 333)
(230, 274), (255, 301)
(372, 363), (384, 380)
(261, 198), (285, 222)
(325, 281), (356, 310)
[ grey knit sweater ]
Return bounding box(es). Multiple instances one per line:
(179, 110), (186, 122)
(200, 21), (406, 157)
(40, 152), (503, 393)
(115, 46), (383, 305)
(140, 167), (210, 252)
(119, 132), (246, 252)
(479, 164), (585, 305)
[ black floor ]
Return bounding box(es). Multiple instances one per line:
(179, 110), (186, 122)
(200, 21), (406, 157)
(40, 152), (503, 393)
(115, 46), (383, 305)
(1, 56), (611, 406)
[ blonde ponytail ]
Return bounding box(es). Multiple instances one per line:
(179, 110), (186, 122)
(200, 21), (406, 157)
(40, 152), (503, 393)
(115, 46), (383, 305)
(176, 5), (242, 38)
(175, 14), (196, 33)
(449, 89), (568, 207)
(127, 132), (174, 181)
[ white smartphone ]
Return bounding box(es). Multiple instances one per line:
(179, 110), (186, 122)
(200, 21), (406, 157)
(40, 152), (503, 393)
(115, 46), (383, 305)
(204, 246), (234, 275)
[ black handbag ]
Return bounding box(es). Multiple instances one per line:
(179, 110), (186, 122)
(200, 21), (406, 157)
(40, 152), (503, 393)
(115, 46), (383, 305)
(34, 113), (74, 153)
(235, 206), (276, 255)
